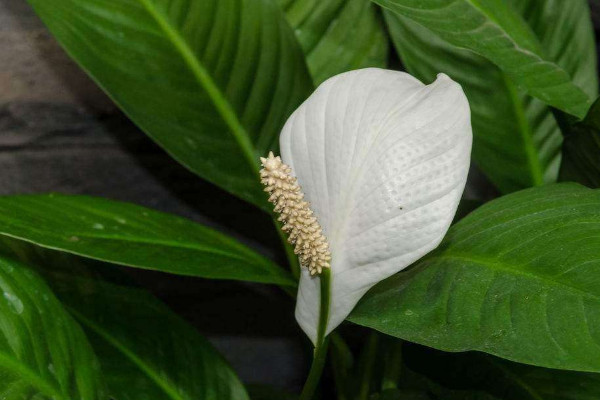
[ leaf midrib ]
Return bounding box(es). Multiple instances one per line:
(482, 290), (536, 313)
(502, 74), (544, 186)
(136, 0), (259, 175)
(0, 229), (294, 285)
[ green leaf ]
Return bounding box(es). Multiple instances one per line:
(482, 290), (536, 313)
(350, 183), (600, 372)
(384, 0), (597, 193)
(374, 0), (593, 118)
(403, 344), (600, 400)
(45, 267), (250, 400)
(559, 99), (600, 188)
(280, 0), (388, 84)
(0, 254), (105, 399)
(27, 0), (313, 209)
(0, 194), (295, 286)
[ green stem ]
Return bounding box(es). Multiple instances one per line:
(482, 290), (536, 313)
(299, 268), (331, 400)
(358, 332), (379, 400)
(381, 339), (403, 391)
(330, 333), (353, 400)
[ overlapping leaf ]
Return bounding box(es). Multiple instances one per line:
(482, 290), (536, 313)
(27, 0), (313, 209)
(384, 0), (597, 193)
(0, 194), (295, 286)
(350, 184), (600, 372)
(375, 0), (593, 119)
(42, 265), (249, 400)
(0, 254), (105, 399)
(280, 0), (388, 84)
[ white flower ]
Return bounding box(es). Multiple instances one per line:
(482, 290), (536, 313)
(275, 68), (472, 343)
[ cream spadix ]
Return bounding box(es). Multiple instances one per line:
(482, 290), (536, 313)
(274, 68), (472, 344)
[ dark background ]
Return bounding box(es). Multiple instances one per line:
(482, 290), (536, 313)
(1, 0), (600, 391)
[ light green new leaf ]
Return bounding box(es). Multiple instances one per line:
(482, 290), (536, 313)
(0, 254), (105, 399)
(0, 194), (295, 286)
(375, 0), (593, 118)
(279, 0), (388, 84)
(27, 0), (313, 210)
(350, 184), (600, 372)
(384, 0), (597, 193)
(45, 268), (249, 400)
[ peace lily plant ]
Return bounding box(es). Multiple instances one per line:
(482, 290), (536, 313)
(3, 0), (600, 399)
(260, 68), (472, 397)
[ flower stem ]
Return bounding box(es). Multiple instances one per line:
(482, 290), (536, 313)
(381, 339), (403, 391)
(357, 332), (378, 400)
(299, 268), (331, 400)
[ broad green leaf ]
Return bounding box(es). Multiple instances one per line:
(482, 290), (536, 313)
(0, 194), (295, 286)
(403, 344), (600, 400)
(374, 0), (593, 118)
(560, 99), (600, 188)
(27, 0), (313, 209)
(350, 183), (600, 372)
(384, 0), (597, 193)
(0, 254), (105, 399)
(45, 267), (249, 400)
(280, 0), (388, 84)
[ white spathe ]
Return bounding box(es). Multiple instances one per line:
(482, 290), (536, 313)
(280, 68), (472, 344)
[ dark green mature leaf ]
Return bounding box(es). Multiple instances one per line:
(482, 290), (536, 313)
(0, 254), (105, 399)
(560, 99), (600, 188)
(403, 344), (600, 400)
(45, 268), (249, 400)
(384, 0), (597, 193)
(374, 0), (593, 118)
(350, 183), (600, 372)
(0, 194), (295, 286)
(279, 0), (388, 84)
(27, 0), (313, 210)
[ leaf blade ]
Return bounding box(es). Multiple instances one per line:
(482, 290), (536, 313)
(43, 265), (249, 400)
(384, 0), (597, 193)
(375, 0), (592, 118)
(0, 255), (105, 399)
(350, 183), (600, 372)
(27, 0), (313, 209)
(280, 0), (388, 84)
(0, 194), (295, 286)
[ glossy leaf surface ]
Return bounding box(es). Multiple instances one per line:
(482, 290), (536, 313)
(384, 0), (597, 192)
(0, 254), (105, 399)
(280, 0), (388, 84)
(375, 0), (593, 118)
(47, 267), (249, 400)
(0, 194), (295, 286)
(27, 0), (313, 209)
(351, 184), (600, 372)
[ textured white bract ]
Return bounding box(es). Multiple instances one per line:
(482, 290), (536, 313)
(280, 68), (472, 344)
